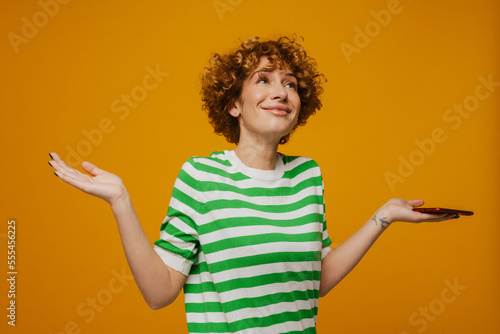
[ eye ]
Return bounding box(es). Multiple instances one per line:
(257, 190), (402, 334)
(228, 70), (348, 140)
(285, 82), (297, 89)
(257, 76), (268, 84)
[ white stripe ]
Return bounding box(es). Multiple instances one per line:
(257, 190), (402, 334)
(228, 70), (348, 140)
(167, 197), (200, 227)
(226, 299), (316, 324)
(201, 218), (322, 244)
(184, 260), (321, 304)
(206, 240), (321, 268)
(186, 300), (318, 331)
(175, 177), (323, 206)
(219, 280), (318, 303)
(160, 211), (198, 238)
(241, 318), (317, 334)
(158, 229), (195, 251)
(203, 202), (323, 220)
(211, 261), (321, 285)
(182, 160), (321, 190)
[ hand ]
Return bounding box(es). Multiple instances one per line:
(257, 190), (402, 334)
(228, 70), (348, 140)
(374, 198), (460, 228)
(48, 152), (127, 205)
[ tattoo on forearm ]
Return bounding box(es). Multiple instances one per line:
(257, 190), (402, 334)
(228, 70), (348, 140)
(371, 214), (390, 230)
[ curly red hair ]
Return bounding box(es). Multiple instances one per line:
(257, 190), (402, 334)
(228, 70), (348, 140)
(200, 35), (326, 144)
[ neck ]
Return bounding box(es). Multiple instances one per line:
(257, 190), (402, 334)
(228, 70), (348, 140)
(234, 138), (279, 170)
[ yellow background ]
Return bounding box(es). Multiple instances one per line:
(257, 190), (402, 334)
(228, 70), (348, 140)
(1, 0), (499, 333)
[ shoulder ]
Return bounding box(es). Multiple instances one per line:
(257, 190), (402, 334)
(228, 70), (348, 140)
(178, 151), (233, 178)
(182, 151), (230, 169)
(280, 153), (319, 167)
(279, 153), (322, 178)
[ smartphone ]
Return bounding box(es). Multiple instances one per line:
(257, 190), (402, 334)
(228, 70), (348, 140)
(412, 207), (474, 216)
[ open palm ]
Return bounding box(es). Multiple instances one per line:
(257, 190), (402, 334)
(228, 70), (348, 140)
(49, 152), (126, 205)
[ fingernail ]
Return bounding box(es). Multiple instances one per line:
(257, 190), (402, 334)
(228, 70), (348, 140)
(54, 172), (59, 178)
(453, 214), (460, 219)
(49, 153), (53, 160)
(48, 161), (52, 167)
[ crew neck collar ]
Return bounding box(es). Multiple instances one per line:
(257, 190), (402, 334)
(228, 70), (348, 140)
(225, 150), (284, 181)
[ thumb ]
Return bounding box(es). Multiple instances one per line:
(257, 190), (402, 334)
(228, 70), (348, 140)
(81, 161), (104, 177)
(408, 199), (425, 208)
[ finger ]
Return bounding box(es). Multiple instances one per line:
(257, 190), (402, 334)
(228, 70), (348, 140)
(418, 212), (456, 223)
(49, 152), (77, 175)
(49, 152), (79, 173)
(49, 156), (86, 179)
(54, 168), (94, 193)
(407, 199), (425, 208)
(438, 213), (460, 221)
(81, 161), (105, 177)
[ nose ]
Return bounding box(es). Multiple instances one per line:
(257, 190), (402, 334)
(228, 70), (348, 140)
(271, 82), (288, 101)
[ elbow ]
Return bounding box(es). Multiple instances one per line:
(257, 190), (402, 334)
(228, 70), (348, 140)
(147, 301), (166, 311)
(319, 278), (339, 298)
(145, 294), (176, 310)
(319, 285), (333, 298)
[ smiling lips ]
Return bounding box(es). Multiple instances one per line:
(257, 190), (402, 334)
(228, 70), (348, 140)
(261, 105), (291, 116)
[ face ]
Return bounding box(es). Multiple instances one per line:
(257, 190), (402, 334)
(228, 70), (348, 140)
(230, 57), (301, 145)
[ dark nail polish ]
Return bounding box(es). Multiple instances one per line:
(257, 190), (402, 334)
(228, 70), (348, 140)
(49, 153), (53, 160)
(54, 172), (59, 178)
(48, 161), (52, 167)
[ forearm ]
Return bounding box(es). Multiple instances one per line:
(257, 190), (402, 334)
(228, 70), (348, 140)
(319, 210), (389, 297)
(110, 191), (183, 309)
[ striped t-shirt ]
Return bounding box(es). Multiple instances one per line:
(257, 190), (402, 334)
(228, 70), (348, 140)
(154, 150), (332, 333)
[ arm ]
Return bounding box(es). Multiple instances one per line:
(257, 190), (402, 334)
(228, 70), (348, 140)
(49, 153), (186, 309)
(319, 198), (459, 297)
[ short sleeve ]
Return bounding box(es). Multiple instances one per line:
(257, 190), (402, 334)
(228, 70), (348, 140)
(154, 159), (201, 276)
(320, 172), (332, 259)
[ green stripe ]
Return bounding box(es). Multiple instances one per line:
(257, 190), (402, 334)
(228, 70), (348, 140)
(187, 321), (231, 333)
(160, 208), (198, 232)
(203, 232), (322, 255)
(283, 328), (317, 334)
(186, 288), (318, 313)
(230, 308), (317, 332)
(154, 239), (196, 262)
(282, 159), (319, 179)
(322, 237), (332, 248)
(180, 159), (322, 197)
(214, 270), (321, 294)
(221, 289), (318, 312)
(173, 188), (322, 216)
(186, 310), (317, 333)
(185, 301), (225, 313)
(193, 154), (317, 182)
(200, 213), (322, 234)
(163, 223), (198, 245)
(202, 194), (322, 215)
(194, 176), (323, 197)
(171, 187), (203, 213)
(209, 251), (321, 274)
(194, 161), (250, 181)
(207, 151), (232, 167)
(184, 280), (217, 294)
(282, 155), (300, 166)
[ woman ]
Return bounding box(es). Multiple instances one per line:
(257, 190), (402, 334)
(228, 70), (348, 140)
(49, 36), (458, 333)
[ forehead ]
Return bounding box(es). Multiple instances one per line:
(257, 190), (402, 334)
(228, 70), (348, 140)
(248, 57), (295, 78)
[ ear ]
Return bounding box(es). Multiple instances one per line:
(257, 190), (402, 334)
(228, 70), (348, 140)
(228, 99), (241, 117)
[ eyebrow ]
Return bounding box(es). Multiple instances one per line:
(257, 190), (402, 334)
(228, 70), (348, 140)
(249, 69), (297, 79)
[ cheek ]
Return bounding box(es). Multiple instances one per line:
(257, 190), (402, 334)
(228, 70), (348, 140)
(242, 85), (266, 104)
